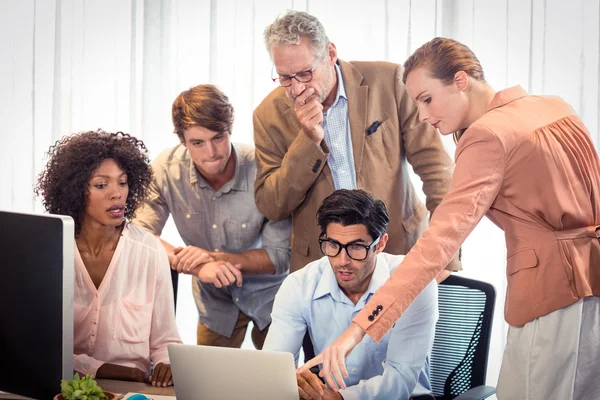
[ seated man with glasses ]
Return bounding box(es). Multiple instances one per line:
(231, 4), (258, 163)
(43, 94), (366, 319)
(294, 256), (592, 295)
(263, 189), (437, 400)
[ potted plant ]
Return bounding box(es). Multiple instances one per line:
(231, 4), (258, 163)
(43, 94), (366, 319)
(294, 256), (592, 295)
(54, 373), (117, 400)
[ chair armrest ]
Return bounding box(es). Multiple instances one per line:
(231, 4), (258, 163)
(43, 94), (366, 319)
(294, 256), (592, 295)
(454, 385), (496, 400)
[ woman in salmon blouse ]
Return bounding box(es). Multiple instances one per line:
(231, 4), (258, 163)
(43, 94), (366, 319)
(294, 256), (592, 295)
(36, 130), (182, 387)
(302, 38), (600, 400)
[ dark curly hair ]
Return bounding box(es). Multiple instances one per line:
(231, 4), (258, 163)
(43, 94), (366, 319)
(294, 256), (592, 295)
(35, 129), (152, 236)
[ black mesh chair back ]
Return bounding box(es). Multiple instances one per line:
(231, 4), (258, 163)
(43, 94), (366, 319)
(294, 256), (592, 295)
(429, 275), (496, 399)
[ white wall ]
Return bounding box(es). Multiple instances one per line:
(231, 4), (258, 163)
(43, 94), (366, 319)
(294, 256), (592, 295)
(1, 0), (598, 390)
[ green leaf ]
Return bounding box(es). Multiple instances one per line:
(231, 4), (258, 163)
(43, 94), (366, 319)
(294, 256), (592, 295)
(61, 370), (108, 399)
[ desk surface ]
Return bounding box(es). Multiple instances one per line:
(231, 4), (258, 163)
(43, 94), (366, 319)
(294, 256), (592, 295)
(0, 379), (175, 399)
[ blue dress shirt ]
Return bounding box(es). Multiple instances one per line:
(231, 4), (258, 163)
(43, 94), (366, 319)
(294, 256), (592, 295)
(322, 64), (357, 190)
(263, 252), (438, 400)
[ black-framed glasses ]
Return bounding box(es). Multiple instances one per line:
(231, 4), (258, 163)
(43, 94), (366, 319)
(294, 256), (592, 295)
(271, 56), (324, 87)
(318, 235), (381, 261)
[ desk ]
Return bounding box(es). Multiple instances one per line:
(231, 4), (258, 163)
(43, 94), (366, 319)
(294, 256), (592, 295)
(0, 380), (175, 399)
(98, 379), (176, 396)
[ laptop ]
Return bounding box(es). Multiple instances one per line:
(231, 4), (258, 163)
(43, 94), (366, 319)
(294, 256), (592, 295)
(168, 344), (299, 400)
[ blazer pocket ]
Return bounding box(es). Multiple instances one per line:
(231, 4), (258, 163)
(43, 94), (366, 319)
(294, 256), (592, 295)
(113, 298), (153, 344)
(366, 117), (392, 137)
(292, 235), (309, 256)
(507, 248), (538, 275)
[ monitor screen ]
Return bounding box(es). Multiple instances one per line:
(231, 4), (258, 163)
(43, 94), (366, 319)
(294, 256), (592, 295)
(0, 210), (74, 399)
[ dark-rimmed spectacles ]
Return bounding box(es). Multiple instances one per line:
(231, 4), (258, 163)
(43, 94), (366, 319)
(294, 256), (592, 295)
(271, 56), (323, 87)
(318, 235), (381, 261)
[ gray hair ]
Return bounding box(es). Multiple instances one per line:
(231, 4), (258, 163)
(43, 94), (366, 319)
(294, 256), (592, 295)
(264, 10), (329, 59)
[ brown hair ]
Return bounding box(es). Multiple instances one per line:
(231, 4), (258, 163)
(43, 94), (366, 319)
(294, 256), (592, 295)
(403, 37), (485, 142)
(171, 84), (234, 142)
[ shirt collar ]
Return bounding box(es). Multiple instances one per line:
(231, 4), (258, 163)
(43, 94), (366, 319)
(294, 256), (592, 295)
(486, 85), (528, 112)
(329, 63), (347, 109)
(312, 253), (391, 303)
(188, 143), (247, 192)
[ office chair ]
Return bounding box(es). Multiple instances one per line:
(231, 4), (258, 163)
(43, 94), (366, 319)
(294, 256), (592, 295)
(415, 274), (497, 400)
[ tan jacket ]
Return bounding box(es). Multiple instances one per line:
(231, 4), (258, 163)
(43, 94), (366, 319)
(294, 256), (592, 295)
(356, 86), (600, 342)
(253, 60), (459, 273)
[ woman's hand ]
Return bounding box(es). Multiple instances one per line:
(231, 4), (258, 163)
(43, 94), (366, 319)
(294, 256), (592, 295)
(95, 363), (148, 383)
(297, 322), (366, 391)
(151, 362), (173, 387)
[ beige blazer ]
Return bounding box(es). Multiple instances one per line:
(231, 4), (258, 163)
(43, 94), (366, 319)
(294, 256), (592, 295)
(355, 86), (600, 342)
(253, 60), (459, 273)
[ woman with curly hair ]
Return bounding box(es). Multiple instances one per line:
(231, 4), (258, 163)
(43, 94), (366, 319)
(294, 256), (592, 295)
(36, 129), (181, 387)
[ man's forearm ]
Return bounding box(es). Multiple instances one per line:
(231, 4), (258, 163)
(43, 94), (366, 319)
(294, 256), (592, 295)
(210, 248), (275, 274)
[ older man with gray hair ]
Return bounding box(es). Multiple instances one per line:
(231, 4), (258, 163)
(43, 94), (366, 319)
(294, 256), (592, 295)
(253, 10), (460, 278)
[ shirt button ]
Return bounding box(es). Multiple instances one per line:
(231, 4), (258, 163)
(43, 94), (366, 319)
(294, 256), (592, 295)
(186, 214), (191, 219)
(235, 298), (239, 302)
(212, 197), (216, 201)
(214, 248), (219, 252)
(241, 224), (247, 229)
(351, 368), (356, 373)
(212, 224), (217, 229)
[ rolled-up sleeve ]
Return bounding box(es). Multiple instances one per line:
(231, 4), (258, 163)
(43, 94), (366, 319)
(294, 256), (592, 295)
(260, 216), (292, 275)
(133, 164), (170, 236)
(73, 353), (105, 377)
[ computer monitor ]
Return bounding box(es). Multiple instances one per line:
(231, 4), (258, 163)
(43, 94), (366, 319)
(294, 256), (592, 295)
(0, 210), (74, 399)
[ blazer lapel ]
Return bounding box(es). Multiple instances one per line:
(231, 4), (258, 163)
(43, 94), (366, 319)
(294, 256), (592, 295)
(339, 60), (368, 179)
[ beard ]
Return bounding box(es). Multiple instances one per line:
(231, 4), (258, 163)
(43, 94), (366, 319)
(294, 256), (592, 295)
(289, 64), (335, 105)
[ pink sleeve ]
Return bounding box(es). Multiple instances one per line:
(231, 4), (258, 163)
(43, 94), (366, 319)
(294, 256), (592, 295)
(149, 241), (182, 365)
(354, 126), (506, 342)
(73, 353), (105, 376)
